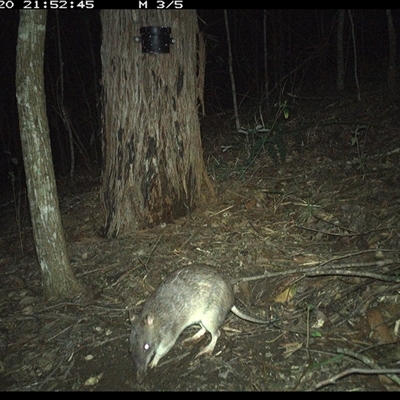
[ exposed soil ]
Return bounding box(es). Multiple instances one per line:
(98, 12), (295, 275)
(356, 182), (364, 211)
(1, 86), (400, 391)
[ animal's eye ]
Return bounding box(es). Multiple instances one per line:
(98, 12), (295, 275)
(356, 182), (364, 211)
(143, 343), (150, 351)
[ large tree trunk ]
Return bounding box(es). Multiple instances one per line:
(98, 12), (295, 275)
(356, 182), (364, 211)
(16, 10), (82, 299)
(101, 10), (213, 237)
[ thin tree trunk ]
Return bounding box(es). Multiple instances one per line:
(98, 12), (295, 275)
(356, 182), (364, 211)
(263, 10), (269, 106)
(336, 9), (345, 91)
(16, 10), (82, 299)
(224, 10), (240, 131)
(348, 10), (361, 101)
(386, 9), (396, 100)
(55, 11), (75, 180)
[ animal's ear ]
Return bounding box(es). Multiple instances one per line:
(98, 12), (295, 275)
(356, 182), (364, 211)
(145, 314), (154, 325)
(128, 309), (136, 324)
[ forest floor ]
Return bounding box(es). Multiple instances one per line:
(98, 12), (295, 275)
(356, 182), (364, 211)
(1, 82), (400, 391)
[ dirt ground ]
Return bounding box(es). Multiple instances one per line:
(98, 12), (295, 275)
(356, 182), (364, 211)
(1, 86), (400, 391)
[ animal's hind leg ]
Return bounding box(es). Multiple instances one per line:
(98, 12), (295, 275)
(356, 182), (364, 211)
(182, 326), (207, 345)
(195, 329), (220, 358)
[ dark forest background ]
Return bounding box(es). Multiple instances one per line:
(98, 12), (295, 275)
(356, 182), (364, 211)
(0, 9), (399, 182)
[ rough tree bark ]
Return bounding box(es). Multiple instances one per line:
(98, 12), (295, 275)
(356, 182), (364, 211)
(16, 10), (82, 299)
(101, 10), (214, 237)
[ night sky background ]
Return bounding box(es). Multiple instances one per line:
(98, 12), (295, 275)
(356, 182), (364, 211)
(0, 9), (399, 182)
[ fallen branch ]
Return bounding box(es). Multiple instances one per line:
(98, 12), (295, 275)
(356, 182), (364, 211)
(311, 367), (400, 390)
